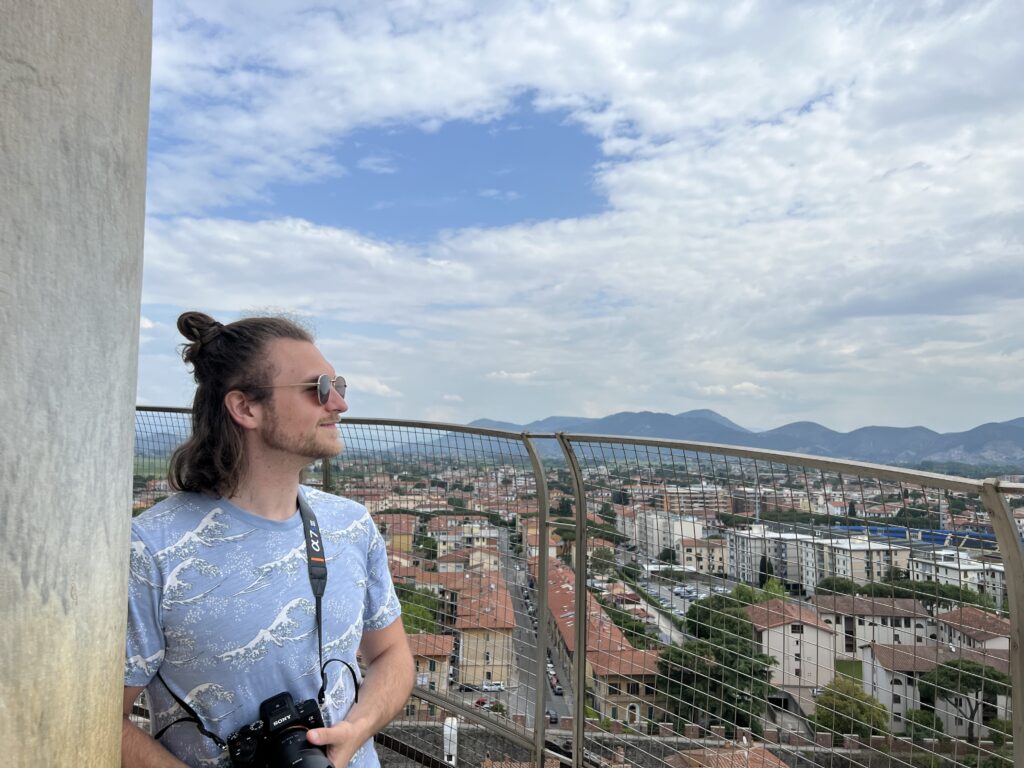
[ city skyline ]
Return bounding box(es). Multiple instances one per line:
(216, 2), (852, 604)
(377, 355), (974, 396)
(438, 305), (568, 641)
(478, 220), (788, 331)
(139, 1), (1024, 432)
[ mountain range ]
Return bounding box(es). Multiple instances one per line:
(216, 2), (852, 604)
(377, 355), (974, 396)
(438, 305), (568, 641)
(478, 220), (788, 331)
(469, 410), (1024, 468)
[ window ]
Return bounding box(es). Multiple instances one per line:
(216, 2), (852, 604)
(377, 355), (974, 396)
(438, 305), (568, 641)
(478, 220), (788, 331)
(645, 684), (655, 696)
(611, 707), (619, 720)
(429, 660), (437, 672)
(858, 618), (865, 626)
(415, 661), (421, 672)
(608, 681), (620, 694)
(628, 682), (640, 696)
(893, 694), (901, 704)
(484, 651), (491, 662)
(405, 704), (416, 716)
(794, 654), (801, 661)
(790, 624), (804, 634)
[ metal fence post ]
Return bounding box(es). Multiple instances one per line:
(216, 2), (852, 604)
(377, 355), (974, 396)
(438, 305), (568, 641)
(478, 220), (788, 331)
(523, 436), (552, 767)
(981, 480), (1024, 762)
(556, 434), (589, 768)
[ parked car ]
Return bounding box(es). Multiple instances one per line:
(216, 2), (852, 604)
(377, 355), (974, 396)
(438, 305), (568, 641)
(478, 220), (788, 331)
(553, 684), (564, 695)
(481, 681), (505, 692)
(546, 708), (559, 724)
(712, 586), (730, 594)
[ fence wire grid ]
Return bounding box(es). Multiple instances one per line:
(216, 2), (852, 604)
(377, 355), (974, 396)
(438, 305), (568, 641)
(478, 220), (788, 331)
(132, 409), (1024, 768)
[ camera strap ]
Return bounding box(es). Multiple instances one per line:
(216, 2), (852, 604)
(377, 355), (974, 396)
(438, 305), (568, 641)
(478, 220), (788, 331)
(298, 491), (330, 706)
(298, 493), (361, 706)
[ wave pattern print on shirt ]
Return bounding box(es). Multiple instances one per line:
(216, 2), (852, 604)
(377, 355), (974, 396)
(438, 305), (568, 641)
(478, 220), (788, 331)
(126, 649), (164, 680)
(163, 557), (223, 606)
(217, 597), (317, 665)
(234, 543), (307, 595)
(153, 508), (254, 564)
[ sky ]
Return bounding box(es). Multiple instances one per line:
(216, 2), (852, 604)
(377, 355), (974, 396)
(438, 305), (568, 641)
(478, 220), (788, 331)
(139, 0), (1024, 434)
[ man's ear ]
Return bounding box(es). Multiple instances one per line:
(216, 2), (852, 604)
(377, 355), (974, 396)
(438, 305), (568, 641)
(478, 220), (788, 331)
(224, 390), (261, 430)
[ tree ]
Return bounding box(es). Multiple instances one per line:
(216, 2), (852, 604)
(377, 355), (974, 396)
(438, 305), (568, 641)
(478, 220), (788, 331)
(919, 660), (1010, 743)
(591, 547), (616, 576)
(848, 499), (857, 518)
(553, 497), (573, 517)
(611, 489), (631, 506)
(658, 547), (677, 564)
(598, 502), (617, 526)
(816, 577), (859, 596)
(811, 677), (888, 741)
(658, 630), (773, 731)
(414, 535), (438, 560)
(757, 554), (774, 588)
(447, 496), (466, 508)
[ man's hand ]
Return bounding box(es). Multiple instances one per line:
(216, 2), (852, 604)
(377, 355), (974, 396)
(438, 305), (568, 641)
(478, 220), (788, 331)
(306, 719), (362, 767)
(306, 620), (413, 767)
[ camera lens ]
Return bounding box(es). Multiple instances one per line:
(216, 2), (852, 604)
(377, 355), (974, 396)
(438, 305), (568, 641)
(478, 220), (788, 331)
(275, 728), (333, 768)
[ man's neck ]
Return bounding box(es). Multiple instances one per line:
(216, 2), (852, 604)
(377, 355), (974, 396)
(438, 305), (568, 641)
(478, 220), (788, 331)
(228, 457), (305, 521)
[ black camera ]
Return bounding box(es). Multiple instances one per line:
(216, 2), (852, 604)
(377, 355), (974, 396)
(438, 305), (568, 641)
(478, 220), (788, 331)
(227, 691), (333, 768)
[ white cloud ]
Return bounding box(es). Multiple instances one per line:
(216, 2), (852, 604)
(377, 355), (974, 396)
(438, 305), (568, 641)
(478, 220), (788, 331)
(485, 370), (539, 382)
(343, 375), (402, 399)
(357, 155), (398, 174)
(442, 394), (463, 402)
(139, 0), (1024, 431)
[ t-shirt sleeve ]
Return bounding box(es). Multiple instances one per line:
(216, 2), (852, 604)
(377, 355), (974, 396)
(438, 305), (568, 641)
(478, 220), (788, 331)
(362, 517), (402, 631)
(124, 527), (166, 687)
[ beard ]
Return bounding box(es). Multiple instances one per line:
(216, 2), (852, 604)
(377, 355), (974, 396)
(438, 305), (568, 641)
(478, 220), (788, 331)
(260, 402), (343, 461)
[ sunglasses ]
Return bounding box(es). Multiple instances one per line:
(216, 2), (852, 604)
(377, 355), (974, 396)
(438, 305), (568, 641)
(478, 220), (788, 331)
(253, 374), (347, 405)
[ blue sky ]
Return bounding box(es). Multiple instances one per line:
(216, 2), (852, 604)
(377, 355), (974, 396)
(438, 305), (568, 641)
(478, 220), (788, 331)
(139, 0), (1024, 432)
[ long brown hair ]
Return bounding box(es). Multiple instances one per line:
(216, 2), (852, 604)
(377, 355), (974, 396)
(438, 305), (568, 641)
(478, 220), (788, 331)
(168, 311), (313, 497)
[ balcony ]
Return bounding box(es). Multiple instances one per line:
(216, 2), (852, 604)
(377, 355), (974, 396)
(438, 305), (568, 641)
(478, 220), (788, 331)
(134, 408), (1024, 768)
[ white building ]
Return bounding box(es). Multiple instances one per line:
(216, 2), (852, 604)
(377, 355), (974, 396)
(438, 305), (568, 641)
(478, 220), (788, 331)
(745, 598), (835, 691)
(935, 606), (1010, 652)
(726, 526), (812, 590)
(811, 595), (936, 659)
(862, 643), (1011, 739)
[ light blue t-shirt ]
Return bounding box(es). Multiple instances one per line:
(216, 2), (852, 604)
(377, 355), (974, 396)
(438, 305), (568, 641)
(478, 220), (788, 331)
(125, 487), (402, 767)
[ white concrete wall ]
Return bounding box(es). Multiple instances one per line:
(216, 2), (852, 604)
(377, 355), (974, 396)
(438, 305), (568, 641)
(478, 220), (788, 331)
(0, 1), (151, 764)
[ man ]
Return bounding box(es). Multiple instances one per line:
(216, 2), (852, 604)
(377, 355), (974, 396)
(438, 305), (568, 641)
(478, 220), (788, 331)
(123, 312), (414, 767)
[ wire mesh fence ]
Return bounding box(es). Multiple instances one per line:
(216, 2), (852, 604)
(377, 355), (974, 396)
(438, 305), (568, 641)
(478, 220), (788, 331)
(131, 410), (1024, 768)
(559, 435), (1022, 768)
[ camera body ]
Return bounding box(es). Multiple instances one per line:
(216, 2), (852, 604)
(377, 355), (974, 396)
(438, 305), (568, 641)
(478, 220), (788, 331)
(227, 691), (332, 768)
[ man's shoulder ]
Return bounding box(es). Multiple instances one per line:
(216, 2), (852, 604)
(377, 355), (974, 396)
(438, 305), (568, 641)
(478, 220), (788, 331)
(131, 491), (220, 537)
(301, 486), (370, 518)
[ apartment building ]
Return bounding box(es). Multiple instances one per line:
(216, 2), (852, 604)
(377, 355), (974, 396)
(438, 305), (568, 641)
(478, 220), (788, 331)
(454, 575), (516, 689)
(427, 514), (500, 558)
(811, 595), (935, 658)
(935, 606), (1010, 652)
(372, 512), (418, 553)
(674, 537), (727, 576)
(545, 562), (661, 724)
(634, 509), (703, 559)
(726, 526), (811, 590)
(797, 536), (911, 593)
(862, 643), (1011, 739)
(909, 548), (993, 599)
(406, 633), (454, 719)
(661, 485), (731, 520)
(745, 599), (835, 692)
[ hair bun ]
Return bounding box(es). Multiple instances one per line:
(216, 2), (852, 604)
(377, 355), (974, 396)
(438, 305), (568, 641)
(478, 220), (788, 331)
(177, 311), (224, 364)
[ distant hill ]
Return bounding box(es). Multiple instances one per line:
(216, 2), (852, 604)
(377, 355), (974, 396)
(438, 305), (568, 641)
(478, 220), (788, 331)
(467, 410), (1024, 468)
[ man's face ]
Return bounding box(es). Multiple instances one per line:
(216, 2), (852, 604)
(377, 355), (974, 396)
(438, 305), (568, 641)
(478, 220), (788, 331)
(256, 338), (348, 462)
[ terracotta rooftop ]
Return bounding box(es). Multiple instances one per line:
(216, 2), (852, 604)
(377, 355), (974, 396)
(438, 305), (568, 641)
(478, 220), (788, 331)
(667, 745), (789, 768)
(744, 599), (833, 633)
(408, 633), (454, 659)
(934, 606), (1011, 642)
(868, 643), (1010, 675)
(812, 595), (930, 618)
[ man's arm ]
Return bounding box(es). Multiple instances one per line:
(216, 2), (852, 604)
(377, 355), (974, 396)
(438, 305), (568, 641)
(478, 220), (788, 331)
(307, 619), (414, 766)
(122, 686), (189, 768)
